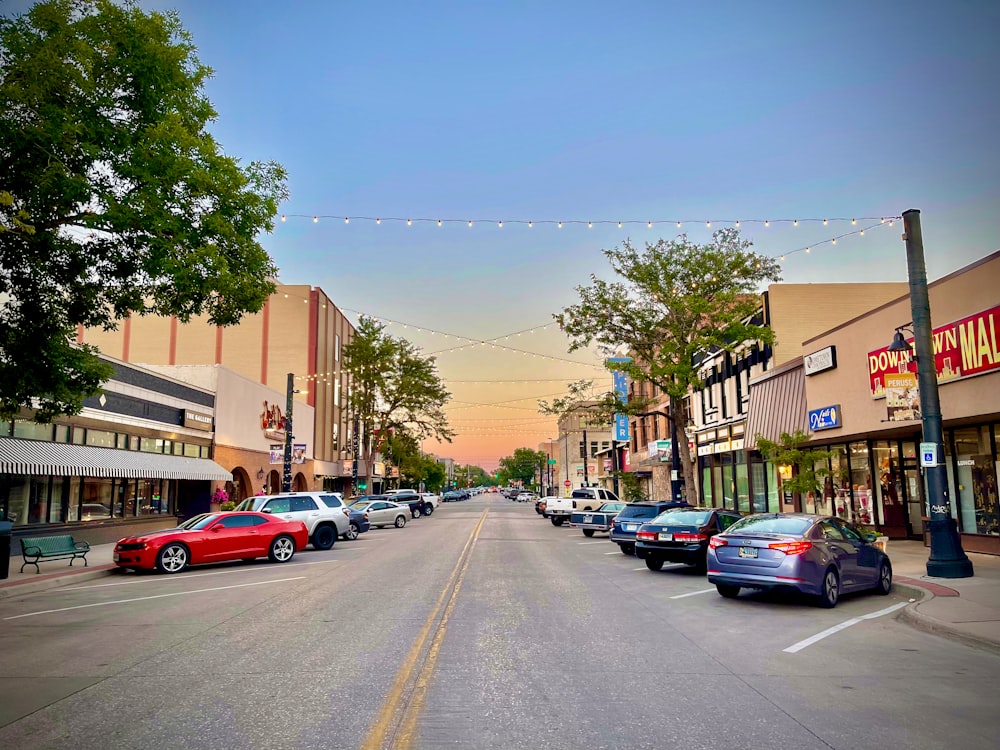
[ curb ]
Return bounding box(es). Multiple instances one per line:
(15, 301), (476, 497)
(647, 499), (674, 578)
(0, 565), (117, 599)
(892, 579), (1000, 658)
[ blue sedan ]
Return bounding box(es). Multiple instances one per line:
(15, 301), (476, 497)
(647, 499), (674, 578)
(707, 513), (893, 608)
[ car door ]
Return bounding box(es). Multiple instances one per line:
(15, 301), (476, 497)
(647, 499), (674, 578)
(369, 501), (391, 525)
(818, 519), (861, 587)
(835, 519), (879, 586)
(205, 515), (257, 560)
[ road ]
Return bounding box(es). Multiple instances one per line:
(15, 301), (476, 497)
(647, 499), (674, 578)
(1, 492), (998, 749)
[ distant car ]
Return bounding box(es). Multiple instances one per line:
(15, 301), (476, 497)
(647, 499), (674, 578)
(635, 507), (744, 571)
(707, 513), (893, 608)
(349, 499), (409, 528)
(113, 512), (308, 574)
(516, 492), (537, 503)
(442, 490), (463, 502)
(610, 501), (692, 555)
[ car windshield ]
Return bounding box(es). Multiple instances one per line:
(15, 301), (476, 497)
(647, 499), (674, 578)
(726, 515), (812, 536)
(617, 505), (661, 520)
(233, 498), (257, 512)
(651, 510), (712, 526)
(178, 513), (219, 530)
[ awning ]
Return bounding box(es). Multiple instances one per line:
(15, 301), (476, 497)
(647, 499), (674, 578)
(0, 437), (232, 481)
(744, 358), (807, 450)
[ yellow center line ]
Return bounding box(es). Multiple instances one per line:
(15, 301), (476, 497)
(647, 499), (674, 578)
(359, 507), (489, 750)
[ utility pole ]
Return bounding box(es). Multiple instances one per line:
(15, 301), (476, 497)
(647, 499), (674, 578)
(582, 422), (589, 488)
(282, 373), (295, 493)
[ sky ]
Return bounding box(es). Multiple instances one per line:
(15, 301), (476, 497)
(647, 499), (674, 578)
(8, 0), (1000, 470)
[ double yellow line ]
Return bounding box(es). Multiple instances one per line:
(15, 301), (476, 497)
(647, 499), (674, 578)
(360, 507), (489, 750)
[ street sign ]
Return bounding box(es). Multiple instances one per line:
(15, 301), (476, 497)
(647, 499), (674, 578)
(920, 442), (940, 467)
(547, 459), (557, 465)
(564, 480), (571, 487)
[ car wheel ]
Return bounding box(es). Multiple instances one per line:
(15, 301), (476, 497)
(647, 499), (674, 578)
(645, 557), (664, 571)
(156, 543), (188, 574)
(551, 517), (565, 527)
(311, 525), (336, 550)
(876, 560), (892, 595)
(344, 523), (360, 541)
(423, 505), (434, 516)
(411, 509), (421, 519)
(817, 567), (840, 608)
(582, 529), (595, 538)
(268, 535), (296, 563)
(716, 584), (740, 599)
(376, 525), (385, 529)
(621, 543), (635, 556)
(395, 515), (407, 528)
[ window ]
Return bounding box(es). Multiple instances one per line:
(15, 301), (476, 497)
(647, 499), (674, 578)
(263, 498), (291, 514)
(719, 513), (742, 530)
(116, 433), (129, 449)
(183, 443), (201, 457)
(140, 437), (162, 453)
(54, 424), (71, 442)
(320, 494), (344, 508)
(13, 420), (52, 440)
(72, 427), (86, 444)
(836, 521), (864, 542)
(86, 429), (116, 448)
(218, 515), (255, 528)
(950, 426), (998, 535)
(290, 496), (317, 512)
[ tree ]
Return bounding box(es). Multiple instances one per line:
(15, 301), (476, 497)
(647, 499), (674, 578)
(757, 429), (833, 505)
(387, 432), (447, 492)
(342, 316), (453, 491)
(0, 0), (288, 421)
(498, 447), (547, 488)
(556, 228), (782, 505)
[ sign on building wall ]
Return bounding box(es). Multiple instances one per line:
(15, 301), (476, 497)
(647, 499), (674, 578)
(804, 346), (837, 375)
(183, 410), (213, 431)
(647, 440), (671, 461)
(808, 405), (841, 431)
(885, 373), (920, 422)
(868, 304), (1000, 398)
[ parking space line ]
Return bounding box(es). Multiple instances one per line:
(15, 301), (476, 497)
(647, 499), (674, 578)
(670, 587), (716, 599)
(782, 602), (909, 653)
(59, 560), (340, 591)
(632, 567), (647, 571)
(604, 551), (622, 555)
(4, 577), (306, 620)
(577, 542), (606, 545)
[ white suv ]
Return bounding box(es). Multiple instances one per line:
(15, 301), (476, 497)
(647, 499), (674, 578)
(236, 492), (350, 550)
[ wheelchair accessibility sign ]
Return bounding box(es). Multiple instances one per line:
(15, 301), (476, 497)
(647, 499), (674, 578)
(920, 442), (940, 467)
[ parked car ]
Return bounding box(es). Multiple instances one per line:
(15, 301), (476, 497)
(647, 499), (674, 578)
(516, 492), (538, 503)
(113, 512), (308, 574)
(235, 492), (350, 550)
(385, 492), (427, 519)
(570, 501), (627, 537)
(349, 498), (410, 528)
(610, 501), (692, 555)
(707, 513), (893, 608)
(635, 507), (744, 571)
(535, 496), (548, 515)
(419, 493), (441, 515)
(442, 490), (463, 502)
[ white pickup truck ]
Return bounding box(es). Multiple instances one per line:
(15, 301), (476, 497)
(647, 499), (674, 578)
(545, 487), (620, 526)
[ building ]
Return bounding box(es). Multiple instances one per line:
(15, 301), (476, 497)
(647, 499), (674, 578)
(77, 282), (357, 492)
(553, 404), (611, 496)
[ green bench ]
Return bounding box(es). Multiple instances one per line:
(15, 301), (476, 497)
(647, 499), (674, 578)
(19, 535), (91, 574)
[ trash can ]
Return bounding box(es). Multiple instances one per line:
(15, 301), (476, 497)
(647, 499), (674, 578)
(0, 520), (12, 580)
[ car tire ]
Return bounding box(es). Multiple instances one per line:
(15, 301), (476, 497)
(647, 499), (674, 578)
(311, 525), (336, 550)
(817, 567), (840, 608)
(876, 560), (892, 595)
(582, 529), (595, 538)
(411, 509), (420, 520)
(551, 517), (565, 527)
(156, 543), (188, 574)
(394, 515), (407, 528)
(268, 535), (296, 563)
(344, 523), (360, 541)
(423, 505), (434, 516)
(621, 543), (635, 556)
(716, 584), (740, 599)
(645, 557), (664, 571)
(376, 525), (385, 529)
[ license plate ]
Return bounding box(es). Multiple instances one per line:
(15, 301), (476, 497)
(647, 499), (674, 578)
(625, 524), (638, 531)
(738, 546), (758, 558)
(583, 515), (593, 523)
(658, 532), (673, 541)
(113, 552), (120, 562)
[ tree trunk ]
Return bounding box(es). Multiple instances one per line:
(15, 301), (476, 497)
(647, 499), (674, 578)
(671, 394), (699, 506)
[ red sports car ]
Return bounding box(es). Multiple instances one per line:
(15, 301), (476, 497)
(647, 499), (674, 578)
(113, 511), (309, 574)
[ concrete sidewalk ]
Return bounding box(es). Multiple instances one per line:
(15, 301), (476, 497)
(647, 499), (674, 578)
(2, 539), (1000, 654)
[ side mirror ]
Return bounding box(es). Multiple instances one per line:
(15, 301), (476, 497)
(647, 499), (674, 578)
(862, 533), (877, 543)
(211, 526), (223, 532)
(261, 508), (273, 514)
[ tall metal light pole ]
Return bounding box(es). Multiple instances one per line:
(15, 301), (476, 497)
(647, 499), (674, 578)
(282, 373), (295, 493)
(900, 209), (973, 578)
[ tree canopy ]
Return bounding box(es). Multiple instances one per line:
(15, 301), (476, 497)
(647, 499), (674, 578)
(0, 0), (288, 421)
(388, 432), (447, 493)
(497, 447), (547, 489)
(556, 228), (782, 504)
(342, 316), (453, 488)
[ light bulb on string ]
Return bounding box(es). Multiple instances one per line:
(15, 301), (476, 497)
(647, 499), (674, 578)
(313, 216), (318, 223)
(376, 218), (381, 224)
(344, 217), (350, 224)
(281, 214), (287, 222)
(805, 247), (811, 253)
(831, 238), (837, 245)
(437, 219), (442, 227)
(859, 229), (865, 236)
(468, 220), (473, 227)
(793, 219), (798, 227)
(676, 221), (681, 228)
(823, 218), (828, 226)
(528, 221), (533, 228)
(888, 220), (894, 227)
(617, 221), (622, 228)
(764, 220), (770, 228)
(498, 220), (503, 228)
(735, 220), (740, 228)
(851, 218), (857, 225)
(706, 220), (711, 228)
(648, 221), (653, 228)
(406, 219), (412, 226)
(557, 221), (563, 228)
(588, 222), (593, 229)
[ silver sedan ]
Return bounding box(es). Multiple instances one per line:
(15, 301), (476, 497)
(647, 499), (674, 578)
(349, 500), (409, 529)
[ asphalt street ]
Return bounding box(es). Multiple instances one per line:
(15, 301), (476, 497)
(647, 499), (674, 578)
(1, 492), (998, 749)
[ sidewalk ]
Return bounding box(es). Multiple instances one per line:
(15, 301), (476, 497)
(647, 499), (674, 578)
(2, 539), (1000, 654)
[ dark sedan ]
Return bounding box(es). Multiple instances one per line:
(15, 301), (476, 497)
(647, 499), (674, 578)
(610, 500), (692, 555)
(635, 507), (744, 571)
(707, 513), (893, 608)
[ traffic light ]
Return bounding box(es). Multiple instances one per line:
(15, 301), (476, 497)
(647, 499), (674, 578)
(357, 481), (367, 490)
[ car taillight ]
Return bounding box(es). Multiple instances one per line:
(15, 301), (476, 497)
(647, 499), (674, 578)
(768, 541), (813, 555)
(674, 532), (707, 542)
(709, 537), (728, 549)
(636, 530), (657, 541)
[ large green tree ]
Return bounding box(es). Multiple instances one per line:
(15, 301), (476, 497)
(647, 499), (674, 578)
(343, 316), (453, 490)
(0, 0), (288, 421)
(498, 447), (547, 489)
(556, 228), (782, 505)
(388, 432), (447, 493)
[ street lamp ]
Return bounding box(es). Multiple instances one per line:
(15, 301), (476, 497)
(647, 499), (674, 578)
(282, 373), (306, 494)
(548, 437), (556, 497)
(896, 209), (973, 578)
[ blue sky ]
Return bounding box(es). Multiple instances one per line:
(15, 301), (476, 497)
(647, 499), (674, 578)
(8, 1), (1000, 466)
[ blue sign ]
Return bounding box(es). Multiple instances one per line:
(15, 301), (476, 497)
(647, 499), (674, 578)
(808, 405), (841, 431)
(607, 357), (631, 442)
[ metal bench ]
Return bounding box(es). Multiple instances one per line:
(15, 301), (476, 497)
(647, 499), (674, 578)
(18, 535), (91, 574)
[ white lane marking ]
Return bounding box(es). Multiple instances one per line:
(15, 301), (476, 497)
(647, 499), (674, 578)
(670, 587), (716, 599)
(4, 577), (306, 620)
(59, 560), (339, 590)
(577, 542), (606, 545)
(604, 551), (622, 555)
(782, 602), (909, 653)
(633, 567), (647, 571)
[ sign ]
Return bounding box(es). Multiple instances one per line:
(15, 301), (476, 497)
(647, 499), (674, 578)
(868, 303), (1000, 398)
(564, 480), (571, 487)
(269, 444), (283, 464)
(885, 372), (920, 422)
(647, 440), (671, 461)
(808, 405), (841, 431)
(183, 410), (213, 431)
(547, 459), (557, 465)
(804, 346), (837, 375)
(920, 442), (939, 467)
(292, 443), (306, 464)
(260, 401), (287, 440)
(608, 357), (631, 442)
(713, 441), (731, 454)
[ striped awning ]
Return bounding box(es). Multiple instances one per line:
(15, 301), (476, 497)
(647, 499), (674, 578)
(0, 437), (232, 481)
(744, 359), (807, 450)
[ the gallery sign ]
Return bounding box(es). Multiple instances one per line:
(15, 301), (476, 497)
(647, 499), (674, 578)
(868, 304), (1000, 399)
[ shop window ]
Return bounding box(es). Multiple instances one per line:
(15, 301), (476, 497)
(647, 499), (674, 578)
(49, 477), (66, 523)
(139, 437), (160, 453)
(116, 433), (129, 449)
(700, 460), (712, 506)
(86, 429), (116, 448)
(872, 441), (906, 530)
(734, 452), (750, 513)
(172, 442), (185, 455)
(766, 462), (780, 512)
(138, 479), (167, 515)
(117, 478), (137, 517)
(13, 420), (53, 441)
(844, 441), (872, 525)
(750, 459), (767, 513)
(182, 443), (200, 458)
(80, 478), (113, 521)
(66, 477), (82, 522)
(951, 426), (998, 536)
(72, 426), (86, 444)
(3, 474), (30, 525)
(54, 424), (71, 442)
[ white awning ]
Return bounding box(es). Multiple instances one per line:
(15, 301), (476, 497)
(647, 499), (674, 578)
(0, 437), (232, 481)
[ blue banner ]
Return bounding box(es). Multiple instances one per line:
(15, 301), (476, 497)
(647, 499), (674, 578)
(607, 357), (631, 442)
